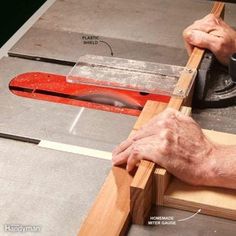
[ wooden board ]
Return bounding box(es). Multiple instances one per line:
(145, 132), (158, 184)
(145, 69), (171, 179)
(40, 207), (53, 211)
(203, 129), (236, 145)
(78, 166), (133, 236)
(130, 160), (155, 224)
(154, 168), (171, 206)
(164, 178), (236, 220)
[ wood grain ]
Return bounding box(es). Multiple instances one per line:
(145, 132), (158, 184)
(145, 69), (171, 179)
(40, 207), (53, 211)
(78, 166), (133, 236)
(163, 178), (236, 220)
(203, 129), (236, 145)
(154, 168), (171, 206)
(130, 160), (155, 224)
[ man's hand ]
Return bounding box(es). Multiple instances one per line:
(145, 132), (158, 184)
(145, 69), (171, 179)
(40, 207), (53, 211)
(112, 108), (215, 186)
(183, 14), (236, 65)
(112, 109), (236, 189)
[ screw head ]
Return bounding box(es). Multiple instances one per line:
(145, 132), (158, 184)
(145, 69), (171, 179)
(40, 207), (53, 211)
(186, 68), (193, 73)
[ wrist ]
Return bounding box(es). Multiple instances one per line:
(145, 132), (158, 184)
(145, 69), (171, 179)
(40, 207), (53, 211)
(205, 144), (236, 189)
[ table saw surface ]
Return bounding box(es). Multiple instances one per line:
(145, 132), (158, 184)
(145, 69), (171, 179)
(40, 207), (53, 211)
(0, 0), (236, 235)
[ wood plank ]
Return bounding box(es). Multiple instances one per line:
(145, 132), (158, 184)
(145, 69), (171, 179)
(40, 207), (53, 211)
(203, 129), (236, 145)
(130, 160), (155, 224)
(163, 178), (236, 220)
(180, 106), (192, 116)
(154, 168), (171, 205)
(78, 166), (133, 236)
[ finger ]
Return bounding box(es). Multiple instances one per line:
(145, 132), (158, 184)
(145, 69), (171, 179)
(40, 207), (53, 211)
(125, 136), (169, 172)
(112, 138), (133, 156)
(112, 145), (132, 166)
(186, 30), (221, 52)
(126, 151), (142, 172)
(184, 41), (194, 56)
(209, 29), (224, 38)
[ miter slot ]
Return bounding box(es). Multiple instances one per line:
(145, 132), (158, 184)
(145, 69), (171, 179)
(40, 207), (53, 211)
(0, 132), (40, 144)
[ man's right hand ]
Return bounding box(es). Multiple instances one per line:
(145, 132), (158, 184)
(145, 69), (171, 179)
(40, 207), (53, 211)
(183, 13), (236, 65)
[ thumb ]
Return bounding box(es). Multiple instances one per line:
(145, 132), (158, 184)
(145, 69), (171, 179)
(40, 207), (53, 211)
(183, 30), (194, 55)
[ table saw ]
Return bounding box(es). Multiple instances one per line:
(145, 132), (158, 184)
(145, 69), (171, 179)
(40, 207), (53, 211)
(0, 0), (236, 236)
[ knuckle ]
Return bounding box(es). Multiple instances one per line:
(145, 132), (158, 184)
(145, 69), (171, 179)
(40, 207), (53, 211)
(159, 141), (170, 156)
(132, 147), (141, 158)
(160, 129), (170, 139)
(159, 131), (172, 152)
(158, 119), (168, 129)
(131, 135), (138, 142)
